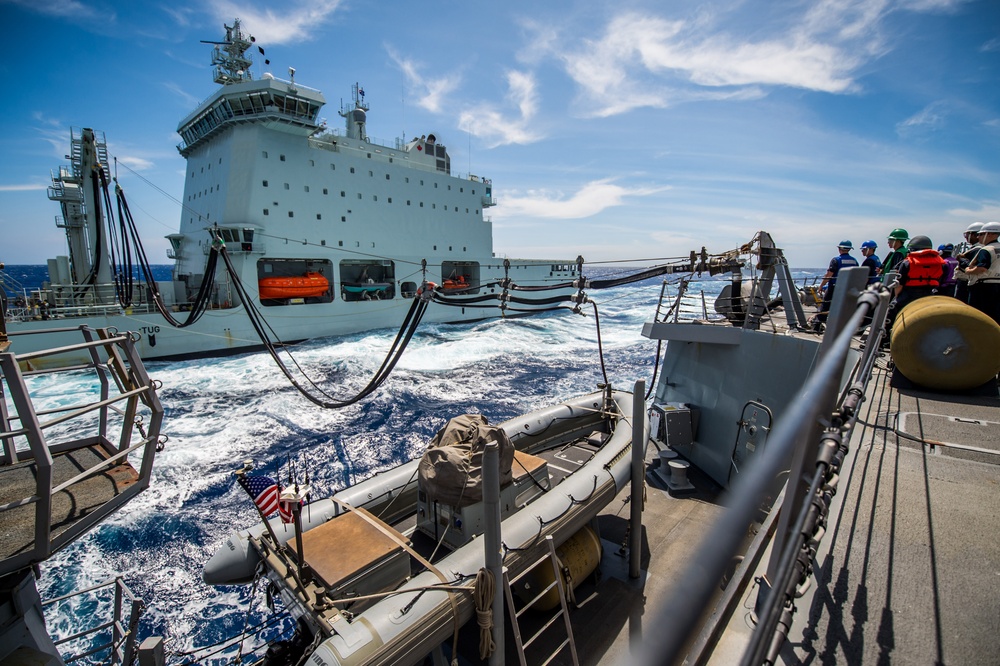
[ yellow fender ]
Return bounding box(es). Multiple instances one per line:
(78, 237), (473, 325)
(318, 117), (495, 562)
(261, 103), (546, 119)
(891, 296), (1000, 390)
(513, 525), (603, 612)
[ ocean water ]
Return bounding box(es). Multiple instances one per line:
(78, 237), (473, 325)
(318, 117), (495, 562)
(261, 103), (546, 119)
(1, 265), (174, 301)
(8, 266), (820, 664)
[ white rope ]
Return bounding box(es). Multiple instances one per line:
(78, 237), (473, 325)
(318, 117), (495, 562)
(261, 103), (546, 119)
(474, 568), (497, 660)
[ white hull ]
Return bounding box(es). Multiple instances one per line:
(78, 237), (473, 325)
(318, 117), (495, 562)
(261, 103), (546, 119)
(6, 259), (571, 368)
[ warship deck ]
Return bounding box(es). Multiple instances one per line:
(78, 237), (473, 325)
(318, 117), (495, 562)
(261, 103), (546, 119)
(0, 444), (140, 560)
(468, 351), (1000, 665)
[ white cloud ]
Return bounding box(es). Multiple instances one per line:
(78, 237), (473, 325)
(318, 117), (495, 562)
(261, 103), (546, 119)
(458, 70), (543, 147)
(5, 0), (101, 20)
(548, 0), (963, 118)
(163, 81), (201, 108)
(981, 37), (1000, 53)
(0, 183), (48, 192)
(386, 47), (461, 115)
(558, 12), (865, 118)
(207, 1), (344, 44)
(115, 155), (155, 172)
(494, 179), (667, 219)
(896, 101), (949, 138)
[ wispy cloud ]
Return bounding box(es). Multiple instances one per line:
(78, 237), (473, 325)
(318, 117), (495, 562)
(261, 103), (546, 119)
(114, 155), (155, 172)
(541, 0), (969, 118)
(556, 11), (869, 117)
(0, 183), (48, 192)
(458, 71), (543, 147)
(896, 101), (949, 138)
(494, 178), (667, 219)
(981, 36), (1000, 53)
(163, 81), (201, 108)
(207, 0), (344, 44)
(4, 0), (102, 20)
(386, 46), (461, 114)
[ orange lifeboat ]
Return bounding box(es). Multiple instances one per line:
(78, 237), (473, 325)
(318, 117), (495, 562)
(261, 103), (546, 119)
(258, 272), (330, 299)
(442, 275), (469, 290)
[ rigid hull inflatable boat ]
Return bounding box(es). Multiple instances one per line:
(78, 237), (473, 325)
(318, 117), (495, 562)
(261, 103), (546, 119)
(205, 388), (645, 665)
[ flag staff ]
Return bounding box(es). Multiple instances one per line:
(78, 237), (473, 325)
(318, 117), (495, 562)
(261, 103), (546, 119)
(235, 460), (281, 546)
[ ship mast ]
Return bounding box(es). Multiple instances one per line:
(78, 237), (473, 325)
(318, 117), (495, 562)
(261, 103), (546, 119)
(206, 18), (255, 85)
(340, 83), (369, 141)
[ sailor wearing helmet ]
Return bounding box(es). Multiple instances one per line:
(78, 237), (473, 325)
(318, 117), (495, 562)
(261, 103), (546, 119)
(964, 221), (1000, 324)
(879, 228), (909, 283)
(812, 240), (859, 328)
(860, 240), (881, 285)
(884, 235), (946, 337)
(956, 222), (984, 303)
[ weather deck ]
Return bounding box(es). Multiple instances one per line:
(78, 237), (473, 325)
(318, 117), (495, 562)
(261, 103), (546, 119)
(780, 366), (1000, 665)
(449, 354), (1000, 665)
(0, 444), (140, 560)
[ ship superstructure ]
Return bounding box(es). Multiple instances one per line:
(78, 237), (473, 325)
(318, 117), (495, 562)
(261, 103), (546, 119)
(4, 20), (575, 367)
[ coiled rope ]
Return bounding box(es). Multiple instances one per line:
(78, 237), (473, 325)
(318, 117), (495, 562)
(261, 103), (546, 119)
(475, 567), (497, 660)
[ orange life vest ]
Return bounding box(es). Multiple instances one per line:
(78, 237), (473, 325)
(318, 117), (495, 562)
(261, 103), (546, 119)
(903, 249), (945, 287)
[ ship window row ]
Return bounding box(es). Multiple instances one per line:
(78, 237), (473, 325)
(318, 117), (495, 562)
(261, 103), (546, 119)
(255, 159), (472, 195)
(187, 185), (220, 201)
(261, 203), (478, 218)
(180, 90), (321, 149)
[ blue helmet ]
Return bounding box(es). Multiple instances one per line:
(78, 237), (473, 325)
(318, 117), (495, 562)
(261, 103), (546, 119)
(861, 240), (877, 249)
(838, 240), (853, 249)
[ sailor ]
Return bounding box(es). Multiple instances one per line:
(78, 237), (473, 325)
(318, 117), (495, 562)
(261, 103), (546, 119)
(879, 228), (909, 283)
(859, 240), (881, 284)
(813, 240), (859, 327)
(955, 222), (984, 304)
(884, 235), (946, 336)
(937, 244), (959, 298)
(964, 221), (1000, 325)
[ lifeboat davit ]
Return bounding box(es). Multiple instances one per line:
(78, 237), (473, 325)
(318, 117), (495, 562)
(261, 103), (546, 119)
(891, 296), (1000, 390)
(258, 272), (329, 300)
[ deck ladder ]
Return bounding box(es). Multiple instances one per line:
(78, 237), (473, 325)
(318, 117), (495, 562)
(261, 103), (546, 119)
(502, 535), (579, 666)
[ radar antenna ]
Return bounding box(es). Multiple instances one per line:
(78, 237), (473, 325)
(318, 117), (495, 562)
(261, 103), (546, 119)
(203, 18), (255, 85)
(339, 83), (370, 141)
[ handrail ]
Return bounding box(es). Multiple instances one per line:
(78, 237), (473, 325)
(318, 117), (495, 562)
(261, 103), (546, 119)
(0, 327), (164, 577)
(638, 267), (890, 664)
(42, 576), (144, 665)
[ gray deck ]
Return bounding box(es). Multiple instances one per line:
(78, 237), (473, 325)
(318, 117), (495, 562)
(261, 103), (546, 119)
(780, 365), (1000, 665)
(456, 356), (1000, 665)
(0, 445), (140, 559)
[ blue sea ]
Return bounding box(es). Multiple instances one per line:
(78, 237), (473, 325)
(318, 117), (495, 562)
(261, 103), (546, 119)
(5, 263), (821, 664)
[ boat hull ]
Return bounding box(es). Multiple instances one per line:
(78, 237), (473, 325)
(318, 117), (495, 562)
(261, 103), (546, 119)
(5, 268), (568, 368)
(247, 390), (643, 666)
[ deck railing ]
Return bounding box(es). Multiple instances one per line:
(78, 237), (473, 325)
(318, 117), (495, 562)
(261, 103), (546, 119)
(638, 266), (892, 665)
(42, 576), (144, 665)
(0, 326), (165, 577)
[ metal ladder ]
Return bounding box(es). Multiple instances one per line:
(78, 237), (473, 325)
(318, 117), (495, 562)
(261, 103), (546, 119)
(502, 535), (580, 666)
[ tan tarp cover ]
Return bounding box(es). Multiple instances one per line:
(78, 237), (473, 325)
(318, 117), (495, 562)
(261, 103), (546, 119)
(418, 414), (515, 508)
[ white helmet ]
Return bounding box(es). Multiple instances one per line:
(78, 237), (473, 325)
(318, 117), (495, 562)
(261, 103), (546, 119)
(979, 221), (1000, 235)
(965, 222), (984, 234)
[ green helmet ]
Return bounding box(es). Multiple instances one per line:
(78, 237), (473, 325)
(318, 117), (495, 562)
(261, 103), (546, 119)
(888, 228), (909, 241)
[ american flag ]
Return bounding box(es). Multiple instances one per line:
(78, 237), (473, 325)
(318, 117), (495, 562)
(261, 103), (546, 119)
(237, 473), (293, 523)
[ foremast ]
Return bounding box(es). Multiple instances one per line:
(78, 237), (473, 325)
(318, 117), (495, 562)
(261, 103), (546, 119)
(208, 19), (255, 85)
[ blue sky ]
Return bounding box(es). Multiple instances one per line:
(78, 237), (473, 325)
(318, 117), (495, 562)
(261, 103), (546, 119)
(1, 0), (997, 268)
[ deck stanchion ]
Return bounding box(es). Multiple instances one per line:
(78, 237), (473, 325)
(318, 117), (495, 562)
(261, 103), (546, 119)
(483, 440), (504, 665)
(630, 380), (646, 579)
